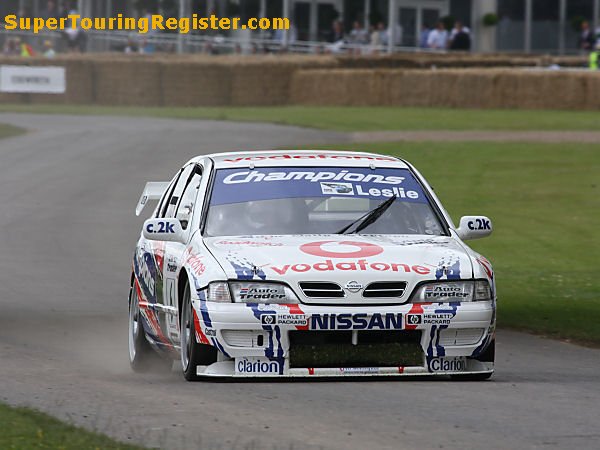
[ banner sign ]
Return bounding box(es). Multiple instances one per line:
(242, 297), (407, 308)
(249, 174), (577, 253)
(0, 65), (66, 94)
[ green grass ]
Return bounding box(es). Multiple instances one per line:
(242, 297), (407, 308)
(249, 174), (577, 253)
(315, 141), (600, 344)
(2, 104), (600, 131)
(0, 403), (143, 450)
(0, 122), (26, 139)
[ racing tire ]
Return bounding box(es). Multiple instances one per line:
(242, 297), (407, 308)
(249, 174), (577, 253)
(180, 282), (218, 381)
(128, 282), (159, 372)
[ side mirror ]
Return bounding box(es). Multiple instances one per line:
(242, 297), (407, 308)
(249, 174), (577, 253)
(143, 218), (186, 243)
(456, 216), (493, 240)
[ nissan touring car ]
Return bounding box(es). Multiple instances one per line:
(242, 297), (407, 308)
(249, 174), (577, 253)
(129, 150), (496, 380)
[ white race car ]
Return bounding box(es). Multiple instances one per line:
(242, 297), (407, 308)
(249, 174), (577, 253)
(129, 150), (496, 380)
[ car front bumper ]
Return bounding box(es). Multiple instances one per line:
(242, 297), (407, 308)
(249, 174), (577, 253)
(192, 298), (495, 378)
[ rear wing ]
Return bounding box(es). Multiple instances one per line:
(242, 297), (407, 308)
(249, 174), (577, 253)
(135, 182), (170, 216)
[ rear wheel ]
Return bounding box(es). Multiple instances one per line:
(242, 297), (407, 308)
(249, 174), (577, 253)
(128, 283), (157, 372)
(180, 282), (218, 381)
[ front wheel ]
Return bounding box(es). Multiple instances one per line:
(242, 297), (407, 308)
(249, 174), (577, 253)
(180, 282), (217, 381)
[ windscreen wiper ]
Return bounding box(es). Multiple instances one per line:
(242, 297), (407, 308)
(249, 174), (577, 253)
(336, 195), (397, 235)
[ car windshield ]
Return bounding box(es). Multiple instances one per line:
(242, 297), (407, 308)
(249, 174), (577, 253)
(205, 166), (445, 237)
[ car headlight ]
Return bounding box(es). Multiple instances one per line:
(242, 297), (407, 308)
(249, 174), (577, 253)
(410, 280), (491, 303)
(473, 280), (492, 301)
(206, 281), (232, 303)
(229, 282), (300, 304)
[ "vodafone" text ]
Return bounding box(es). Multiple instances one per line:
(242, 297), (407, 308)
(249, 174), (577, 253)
(270, 259), (431, 275)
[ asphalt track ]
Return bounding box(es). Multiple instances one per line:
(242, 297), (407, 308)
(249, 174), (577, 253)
(0, 113), (598, 450)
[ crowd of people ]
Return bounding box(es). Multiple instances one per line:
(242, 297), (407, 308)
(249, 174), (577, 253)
(113, 16), (472, 56)
(427, 21), (471, 51)
(2, 0), (86, 57)
(323, 18), (471, 54)
(3, 2), (600, 63)
(2, 37), (56, 57)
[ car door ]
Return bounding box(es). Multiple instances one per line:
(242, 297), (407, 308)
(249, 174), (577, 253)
(134, 167), (185, 349)
(160, 164), (204, 343)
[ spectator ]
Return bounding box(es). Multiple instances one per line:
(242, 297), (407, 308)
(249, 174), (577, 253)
(43, 40), (56, 58)
(349, 20), (369, 45)
(139, 38), (155, 54)
(590, 43), (599, 70)
(578, 21), (596, 51)
(387, 22), (402, 46)
(419, 25), (430, 48)
(449, 22), (471, 51)
(124, 38), (138, 54)
(64, 6), (85, 52)
(140, 8), (156, 35)
(20, 39), (36, 57)
(449, 21), (470, 42)
(326, 20), (344, 43)
(273, 22), (297, 46)
(371, 21), (387, 47)
(3, 38), (15, 56)
(427, 21), (448, 50)
(3, 38), (20, 56)
(202, 41), (216, 55)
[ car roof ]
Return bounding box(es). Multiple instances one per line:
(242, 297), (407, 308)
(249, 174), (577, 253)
(188, 150), (408, 169)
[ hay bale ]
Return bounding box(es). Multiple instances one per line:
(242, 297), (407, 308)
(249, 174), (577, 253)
(92, 57), (162, 106)
(162, 61), (232, 106)
(290, 67), (600, 110)
(229, 57), (338, 106)
(1, 54), (596, 109)
(383, 70), (431, 106)
(230, 61), (295, 106)
(582, 73), (600, 108)
(290, 69), (382, 106)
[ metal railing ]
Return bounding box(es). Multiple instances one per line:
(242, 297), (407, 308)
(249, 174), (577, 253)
(1, 23), (585, 57)
(0, 24), (448, 56)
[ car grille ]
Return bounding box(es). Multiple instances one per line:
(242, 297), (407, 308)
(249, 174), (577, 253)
(363, 281), (407, 298)
(289, 330), (423, 368)
(299, 282), (344, 298)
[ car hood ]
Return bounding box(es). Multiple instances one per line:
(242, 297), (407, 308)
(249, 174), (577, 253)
(203, 234), (473, 305)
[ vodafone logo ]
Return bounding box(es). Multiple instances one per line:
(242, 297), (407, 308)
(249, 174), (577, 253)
(299, 241), (384, 259)
(272, 240), (430, 276)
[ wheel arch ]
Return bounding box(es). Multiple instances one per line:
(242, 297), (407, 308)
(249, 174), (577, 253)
(177, 268), (190, 317)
